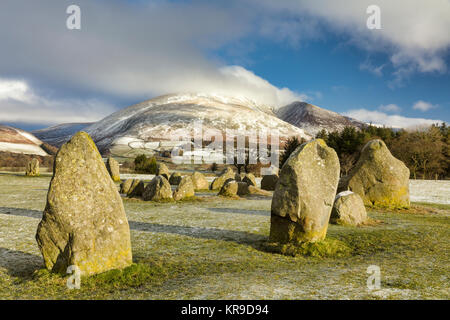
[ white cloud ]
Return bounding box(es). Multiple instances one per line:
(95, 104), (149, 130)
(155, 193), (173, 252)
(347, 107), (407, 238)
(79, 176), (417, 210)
(378, 104), (401, 113)
(0, 0), (448, 125)
(412, 100), (437, 112)
(0, 0), (308, 118)
(360, 60), (385, 77)
(253, 0), (450, 83)
(344, 109), (444, 128)
(0, 78), (116, 124)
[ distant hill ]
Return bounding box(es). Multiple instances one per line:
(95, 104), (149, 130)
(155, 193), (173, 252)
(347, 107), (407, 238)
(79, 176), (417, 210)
(32, 122), (92, 147)
(276, 102), (366, 136)
(36, 93), (312, 157)
(0, 125), (50, 156)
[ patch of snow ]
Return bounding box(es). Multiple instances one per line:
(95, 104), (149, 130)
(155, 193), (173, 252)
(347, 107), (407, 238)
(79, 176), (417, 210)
(335, 190), (354, 200)
(409, 180), (450, 205)
(0, 142), (48, 156)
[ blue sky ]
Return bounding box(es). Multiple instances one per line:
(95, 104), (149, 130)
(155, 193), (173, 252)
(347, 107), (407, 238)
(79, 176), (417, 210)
(0, 0), (449, 131)
(220, 36), (450, 122)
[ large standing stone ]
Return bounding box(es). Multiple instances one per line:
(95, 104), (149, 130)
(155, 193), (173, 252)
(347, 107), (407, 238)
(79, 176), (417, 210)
(210, 167), (236, 190)
(156, 163), (170, 180)
(242, 173), (257, 187)
(143, 176), (173, 201)
(330, 191), (367, 226)
(191, 172), (209, 190)
(35, 132), (132, 275)
(25, 158), (40, 177)
(106, 157), (121, 182)
(339, 139), (410, 208)
(270, 139), (340, 243)
(173, 176), (195, 200)
(169, 172), (182, 185)
(261, 175), (279, 191)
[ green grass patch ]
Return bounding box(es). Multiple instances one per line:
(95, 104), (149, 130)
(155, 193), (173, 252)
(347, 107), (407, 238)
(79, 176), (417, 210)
(263, 238), (352, 258)
(84, 262), (169, 289)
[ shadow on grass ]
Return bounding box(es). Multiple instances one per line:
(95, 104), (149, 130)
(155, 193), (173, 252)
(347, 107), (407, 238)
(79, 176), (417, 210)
(0, 207), (42, 219)
(0, 206), (267, 248)
(0, 247), (43, 278)
(129, 221), (266, 246)
(208, 207), (270, 216)
(0, 172), (52, 178)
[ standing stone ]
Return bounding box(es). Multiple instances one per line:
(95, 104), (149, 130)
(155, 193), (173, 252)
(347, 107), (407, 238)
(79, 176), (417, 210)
(169, 172), (182, 185)
(25, 158), (40, 177)
(35, 132), (132, 275)
(218, 180), (239, 197)
(106, 157), (121, 182)
(261, 175), (279, 191)
(330, 191), (367, 226)
(237, 182), (249, 196)
(210, 167), (236, 190)
(339, 139), (410, 208)
(270, 139), (340, 243)
(242, 173), (257, 186)
(191, 171), (209, 190)
(173, 176), (195, 200)
(143, 176), (173, 201)
(128, 180), (145, 198)
(120, 179), (134, 194)
(156, 163), (170, 180)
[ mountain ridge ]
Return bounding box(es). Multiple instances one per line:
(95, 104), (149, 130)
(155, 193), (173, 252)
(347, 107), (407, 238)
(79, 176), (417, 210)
(276, 101), (366, 136)
(31, 93), (368, 157)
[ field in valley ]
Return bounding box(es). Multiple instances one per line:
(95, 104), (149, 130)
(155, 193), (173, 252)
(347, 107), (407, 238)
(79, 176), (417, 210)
(0, 172), (448, 299)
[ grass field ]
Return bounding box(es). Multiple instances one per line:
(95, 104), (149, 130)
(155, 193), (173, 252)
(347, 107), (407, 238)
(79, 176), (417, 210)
(0, 172), (448, 299)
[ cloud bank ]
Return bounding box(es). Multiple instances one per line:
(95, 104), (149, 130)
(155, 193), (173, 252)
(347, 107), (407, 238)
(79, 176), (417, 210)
(344, 109), (444, 128)
(0, 79), (115, 124)
(412, 100), (438, 112)
(0, 0), (308, 125)
(0, 0), (448, 125)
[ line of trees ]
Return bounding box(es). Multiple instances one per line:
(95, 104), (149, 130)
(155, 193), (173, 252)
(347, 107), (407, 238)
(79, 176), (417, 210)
(314, 124), (449, 180)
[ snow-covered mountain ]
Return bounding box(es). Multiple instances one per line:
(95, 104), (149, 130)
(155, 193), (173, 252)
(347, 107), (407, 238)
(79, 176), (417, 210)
(32, 122), (92, 147)
(276, 102), (366, 136)
(0, 125), (49, 156)
(82, 93), (311, 156)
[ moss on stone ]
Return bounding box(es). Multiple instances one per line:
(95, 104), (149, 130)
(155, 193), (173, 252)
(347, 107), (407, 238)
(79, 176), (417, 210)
(269, 215), (329, 244)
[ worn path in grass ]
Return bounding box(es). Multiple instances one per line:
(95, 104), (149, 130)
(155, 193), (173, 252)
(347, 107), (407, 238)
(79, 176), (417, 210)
(0, 173), (448, 299)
